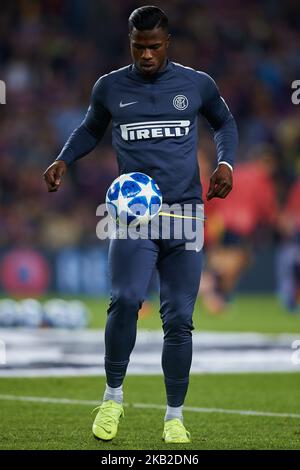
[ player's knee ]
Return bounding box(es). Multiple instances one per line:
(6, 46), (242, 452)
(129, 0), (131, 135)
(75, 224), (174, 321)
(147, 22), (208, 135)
(161, 298), (193, 321)
(112, 290), (143, 312)
(163, 321), (193, 341)
(161, 303), (194, 338)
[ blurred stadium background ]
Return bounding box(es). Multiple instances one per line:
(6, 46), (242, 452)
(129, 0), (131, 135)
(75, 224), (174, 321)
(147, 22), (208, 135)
(0, 0), (300, 450)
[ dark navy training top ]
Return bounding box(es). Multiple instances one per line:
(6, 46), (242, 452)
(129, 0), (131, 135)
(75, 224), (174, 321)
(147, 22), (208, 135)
(56, 60), (238, 204)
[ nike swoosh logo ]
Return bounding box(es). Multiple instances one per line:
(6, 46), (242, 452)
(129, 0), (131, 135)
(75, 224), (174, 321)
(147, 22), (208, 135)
(119, 100), (138, 108)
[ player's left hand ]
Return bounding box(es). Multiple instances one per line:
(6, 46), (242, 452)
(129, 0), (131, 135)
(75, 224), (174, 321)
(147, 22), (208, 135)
(206, 164), (233, 200)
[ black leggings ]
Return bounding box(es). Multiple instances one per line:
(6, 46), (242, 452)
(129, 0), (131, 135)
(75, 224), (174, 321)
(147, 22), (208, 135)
(104, 227), (202, 407)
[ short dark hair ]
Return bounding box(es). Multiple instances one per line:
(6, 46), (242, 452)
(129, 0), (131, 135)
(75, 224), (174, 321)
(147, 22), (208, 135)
(128, 6), (169, 33)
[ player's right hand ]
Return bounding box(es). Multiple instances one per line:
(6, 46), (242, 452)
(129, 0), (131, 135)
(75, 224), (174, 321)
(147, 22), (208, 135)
(43, 160), (67, 192)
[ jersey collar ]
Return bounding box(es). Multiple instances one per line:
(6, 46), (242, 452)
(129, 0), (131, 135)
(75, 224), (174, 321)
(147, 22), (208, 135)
(130, 60), (173, 82)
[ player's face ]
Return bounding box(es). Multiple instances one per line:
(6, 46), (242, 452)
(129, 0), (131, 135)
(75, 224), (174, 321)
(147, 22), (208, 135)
(129, 27), (170, 76)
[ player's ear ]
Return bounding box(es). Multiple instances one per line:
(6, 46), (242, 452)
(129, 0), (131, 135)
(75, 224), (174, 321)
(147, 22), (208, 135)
(166, 34), (171, 48)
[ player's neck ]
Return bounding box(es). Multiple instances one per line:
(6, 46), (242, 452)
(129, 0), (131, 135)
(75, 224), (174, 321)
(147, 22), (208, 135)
(133, 59), (170, 80)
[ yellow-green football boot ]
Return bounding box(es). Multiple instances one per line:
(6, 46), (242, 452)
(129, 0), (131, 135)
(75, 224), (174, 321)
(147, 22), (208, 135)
(92, 400), (124, 441)
(162, 418), (191, 443)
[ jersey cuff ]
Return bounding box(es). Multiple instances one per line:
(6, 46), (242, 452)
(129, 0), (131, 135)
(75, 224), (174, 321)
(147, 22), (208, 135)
(218, 161), (233, 172)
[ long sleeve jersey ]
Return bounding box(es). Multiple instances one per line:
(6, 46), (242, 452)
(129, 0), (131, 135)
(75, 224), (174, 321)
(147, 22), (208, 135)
(56, 60), (238, 205)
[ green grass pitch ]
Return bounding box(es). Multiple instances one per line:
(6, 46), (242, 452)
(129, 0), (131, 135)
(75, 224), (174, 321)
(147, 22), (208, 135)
(0, 373), (300, 450)
(1, 294), (299, 450)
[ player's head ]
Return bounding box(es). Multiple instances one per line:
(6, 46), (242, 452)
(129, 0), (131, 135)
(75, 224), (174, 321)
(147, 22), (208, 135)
(128, 6), (170, 76)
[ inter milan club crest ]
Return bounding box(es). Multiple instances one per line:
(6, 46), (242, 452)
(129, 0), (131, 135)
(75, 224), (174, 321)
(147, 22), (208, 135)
(173, 95), (189, 110)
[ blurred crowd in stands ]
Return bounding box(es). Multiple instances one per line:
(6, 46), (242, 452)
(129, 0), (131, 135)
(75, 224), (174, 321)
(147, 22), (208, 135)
(0, 0), (300, 310)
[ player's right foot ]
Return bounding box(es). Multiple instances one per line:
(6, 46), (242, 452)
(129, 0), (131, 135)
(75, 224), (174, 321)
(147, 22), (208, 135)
(92, 400), (124, 441)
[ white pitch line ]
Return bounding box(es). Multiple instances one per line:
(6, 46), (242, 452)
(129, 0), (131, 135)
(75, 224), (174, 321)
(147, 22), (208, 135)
(0, 394), (300, 419)
(0, 394), (99, 406)
(132, 403), (300, 419)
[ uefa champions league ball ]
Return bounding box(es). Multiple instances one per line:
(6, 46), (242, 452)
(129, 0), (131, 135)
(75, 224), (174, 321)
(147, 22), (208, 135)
(43, 299), (70, 328)
(106, 172), (162, 226)
(18, 299), (44, 328)
(0, 299), (20, 327)
(67, 300), (89, 329)
(43, 299), (89, 329)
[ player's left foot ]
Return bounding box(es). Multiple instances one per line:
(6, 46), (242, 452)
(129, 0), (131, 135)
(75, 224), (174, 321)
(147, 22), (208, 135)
(162, 418), (191, 443)
(92, 400), (124, 441)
